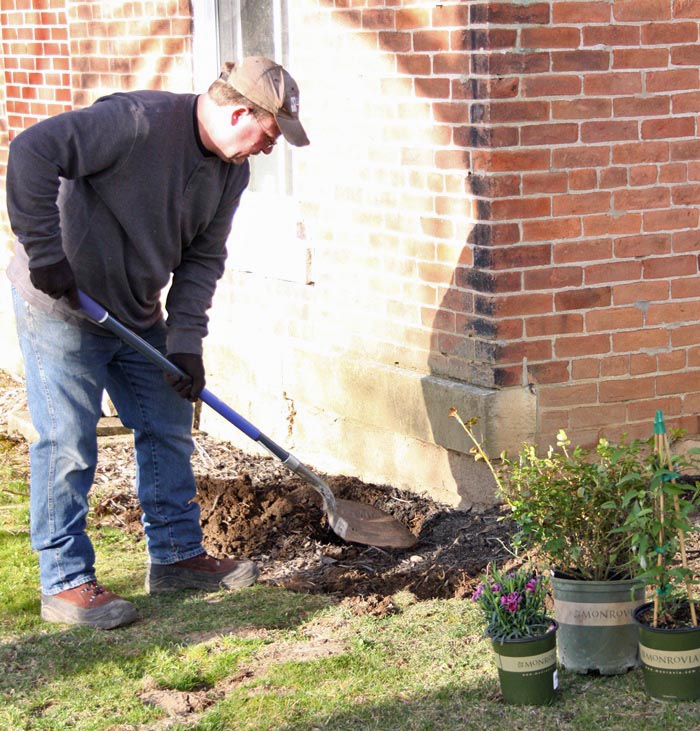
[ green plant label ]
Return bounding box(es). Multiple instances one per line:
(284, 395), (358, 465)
(493, 649), (556, 674)
(553, 599), (639, 626)
(639, 645), (700, 670)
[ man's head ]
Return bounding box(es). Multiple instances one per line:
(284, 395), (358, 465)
(210, 57), (309, 148)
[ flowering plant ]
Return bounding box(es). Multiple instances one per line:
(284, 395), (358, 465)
(471, 564), (552, 641)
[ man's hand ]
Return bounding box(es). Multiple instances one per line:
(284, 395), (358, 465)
(29, 258), (80, 309)
(166, 353), (205, 402)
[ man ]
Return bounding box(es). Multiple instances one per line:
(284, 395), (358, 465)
(6, 56), (309, 629)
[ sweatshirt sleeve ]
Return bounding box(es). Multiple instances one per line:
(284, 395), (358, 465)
(6, 98), (139, 268)
(164, 190), (245, 355)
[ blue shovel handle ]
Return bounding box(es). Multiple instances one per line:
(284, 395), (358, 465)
(77, 290), (290, 462)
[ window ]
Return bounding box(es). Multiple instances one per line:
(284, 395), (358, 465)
(192, 0), (311, 283)
(195, 0), (291, 195)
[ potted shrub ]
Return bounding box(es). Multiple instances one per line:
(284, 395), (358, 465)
(471, 563), (558, 705)
(623, 411), (700, 701)
(450, 409), (649, 675)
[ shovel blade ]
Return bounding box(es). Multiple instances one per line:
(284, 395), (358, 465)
(329, 498), (417, 549)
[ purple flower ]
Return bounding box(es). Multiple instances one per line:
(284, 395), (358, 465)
(525, 577), (539, 593)
(471, 584), (484, 601)
(500, 592), (521, 613)
(491, 583), (501, 593)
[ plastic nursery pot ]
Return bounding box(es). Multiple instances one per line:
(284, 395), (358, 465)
(489, 621), (559, 706)
(633, 602), (700, 701)
(551, 574), (643, 675)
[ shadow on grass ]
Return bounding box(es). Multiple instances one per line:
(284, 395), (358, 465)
(0, 580), (334, 695)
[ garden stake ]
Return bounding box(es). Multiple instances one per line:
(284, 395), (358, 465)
(654, 410), (698, 626)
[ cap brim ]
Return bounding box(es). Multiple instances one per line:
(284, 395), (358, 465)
(276, 115), (310, 147)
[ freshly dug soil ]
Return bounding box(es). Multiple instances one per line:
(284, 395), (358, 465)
(92, 432), (517, 604)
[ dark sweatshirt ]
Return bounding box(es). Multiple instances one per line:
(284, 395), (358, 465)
(6, 90), (250, 355)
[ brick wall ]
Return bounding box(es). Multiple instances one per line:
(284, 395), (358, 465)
(1, 1), (700, 496)
(462, 0), (700, 446)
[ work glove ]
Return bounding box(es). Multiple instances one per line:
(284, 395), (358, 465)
(29, 257), (80, 310)
(165, 353), (205, 402)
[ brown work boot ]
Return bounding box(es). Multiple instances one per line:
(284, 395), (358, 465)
(41, 581), (139, 629)
(145, 553), (259, 594)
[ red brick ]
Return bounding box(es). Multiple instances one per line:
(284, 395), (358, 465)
(552, 50), (610, 72)
(472, 149), (550, 173)
(586, 261), (643, 284)
(613, 328), (670, 352)
(522, 171), (568, 195)
(572, 358), (601, 379)
(658, 350), (687, 371)
(601, 355), (630, 377)
(552, 191), (611, 216)
(645, 254), (698, 279)
(627, 397), (682, 422)
(554, 238), (612, 263)
(569, 169), (598, 190)
(553, 145), (610, 169)
(629, 165), (658, 186)
(555, 286), (612, 311)
(469, 3), (550, 24)
(673, 229), (700, 251)
(614, 187), (670, 211)
(497, 339), (552, 363)
(584, 24), (639, 47)
(522, 74), (581, 98)
(614, 96), (670, 118)
(523, 217), (582, 242)
(528, 361), (571, 385)
(615, 233), (670, 258)
(527, 312), (584, 336)
(600, 167), (629, 188)
(581, 120), (639, 143)
(521, 123), (578, 146)
(642, 116), (695, 139)
(642, 21), (698, 44)
(522, 27), (580, 49)
(631, 353), (657, 374)
(539, 382), (598, 407)
(648, 68), (699, 92)
(657, 371), (700, 395)
(671, 44), (700, 66)
(614, 0), (672, 21)
(600, 377), (655, 402)
(671, 139), (700, 160)
(612, 280), (670, 305)
(489, 100), (550, 123)
(613, 48), (668, 69)
(647, 300), (699, 325)
(673, 0), (700, 18)
(672, 277), (700, 301)
(553, 2), (611, 23)
(584, 72), (643, 96)
(524, 266), (582, 291)
(490, 197), (551, 220)
(613, 141), (669, 164)
(556, 333), (611, 357)
(673, 91), (700, 113)
(491, 292), (553, 317)
(552, 98), (611, 120)
(586, 307), (644, 332)
(644, 207), (699, 231)
(673, 184), (700, 205)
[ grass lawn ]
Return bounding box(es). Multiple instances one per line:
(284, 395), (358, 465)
(2, 442), (699, 731)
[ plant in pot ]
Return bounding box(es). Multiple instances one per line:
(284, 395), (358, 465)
(620, 410), (700, 701)
(450, 409), (651, 675)
(470, 563), (558, 705)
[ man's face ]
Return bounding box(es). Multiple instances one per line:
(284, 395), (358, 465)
(215, 109), (282, 165)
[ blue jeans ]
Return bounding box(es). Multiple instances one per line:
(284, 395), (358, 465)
(12, 288), (205, 595)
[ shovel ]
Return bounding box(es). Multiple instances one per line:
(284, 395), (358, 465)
(78, 290), (417, 549)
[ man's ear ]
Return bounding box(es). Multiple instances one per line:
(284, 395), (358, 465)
(229, 107), (252, 126)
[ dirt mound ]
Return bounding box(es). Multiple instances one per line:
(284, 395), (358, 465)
(94, 434), (515, 603)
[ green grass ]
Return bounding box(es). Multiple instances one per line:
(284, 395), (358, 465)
(2, 446), (699, 731)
